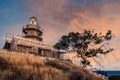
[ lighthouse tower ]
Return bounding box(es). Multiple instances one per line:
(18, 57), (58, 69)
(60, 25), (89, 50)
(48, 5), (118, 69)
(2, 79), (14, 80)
(23, 16), (43, 41)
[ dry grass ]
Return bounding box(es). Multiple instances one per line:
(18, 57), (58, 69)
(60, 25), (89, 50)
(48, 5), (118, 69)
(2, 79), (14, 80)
(0, 49), (107, 80)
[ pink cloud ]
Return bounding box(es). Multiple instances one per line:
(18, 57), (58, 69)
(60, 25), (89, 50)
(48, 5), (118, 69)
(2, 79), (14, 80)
(1, 0), (120, 70)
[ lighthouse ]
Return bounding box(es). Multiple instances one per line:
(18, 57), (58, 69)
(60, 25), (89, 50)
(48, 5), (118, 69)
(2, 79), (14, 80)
(3, 17), (57, 57)
(23, 16), (43, 41)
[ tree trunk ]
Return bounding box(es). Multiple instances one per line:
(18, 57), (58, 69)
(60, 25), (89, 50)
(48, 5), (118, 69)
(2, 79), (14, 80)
(77, 51), (90, 68)
(81, 53), (90, 68)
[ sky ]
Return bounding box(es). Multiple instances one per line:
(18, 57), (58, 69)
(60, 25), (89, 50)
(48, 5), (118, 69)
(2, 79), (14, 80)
(0, 0), (120, 70)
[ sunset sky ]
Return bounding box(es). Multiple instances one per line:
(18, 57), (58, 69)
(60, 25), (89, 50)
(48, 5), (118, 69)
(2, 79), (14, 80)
(0, 0), (120, 70)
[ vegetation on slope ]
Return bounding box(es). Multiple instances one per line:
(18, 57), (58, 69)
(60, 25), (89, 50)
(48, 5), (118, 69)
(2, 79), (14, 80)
(109, 76), (120, 80)
(0, 49), (107, 80)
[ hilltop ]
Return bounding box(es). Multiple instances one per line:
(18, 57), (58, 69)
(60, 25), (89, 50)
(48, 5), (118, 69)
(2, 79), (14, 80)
(0, 49), (107, 80)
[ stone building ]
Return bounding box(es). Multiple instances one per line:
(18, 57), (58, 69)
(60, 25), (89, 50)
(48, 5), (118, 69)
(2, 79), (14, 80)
(3, 17), (58, 58)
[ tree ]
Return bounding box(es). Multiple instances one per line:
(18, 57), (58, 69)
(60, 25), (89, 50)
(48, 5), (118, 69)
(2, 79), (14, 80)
(54, 30), (114, 67)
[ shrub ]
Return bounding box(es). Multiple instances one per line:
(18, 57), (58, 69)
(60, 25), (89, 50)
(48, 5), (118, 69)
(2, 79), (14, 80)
(46, 60), (71, 72)
(0, 56), (9, 70)
(70, 69), (86, 80)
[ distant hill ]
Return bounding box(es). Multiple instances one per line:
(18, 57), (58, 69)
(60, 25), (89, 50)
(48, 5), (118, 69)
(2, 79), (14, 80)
(0, 49), (108, 80)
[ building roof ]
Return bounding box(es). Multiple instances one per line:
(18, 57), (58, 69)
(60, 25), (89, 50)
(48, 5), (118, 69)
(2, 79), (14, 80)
(29, 16), (37, 22)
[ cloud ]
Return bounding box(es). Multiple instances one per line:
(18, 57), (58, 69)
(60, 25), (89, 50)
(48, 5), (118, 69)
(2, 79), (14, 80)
(102, 50), (120, 70)
(2, 0), (120, 47)
(1, 0), (120, 70)
(1, 0), (120, 44)
(89, 50), (120, 70)
(3, 24), (23, 35)
(26, 0), (120, 34)
(0, 23), (24, 48)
